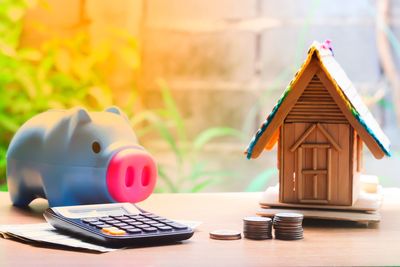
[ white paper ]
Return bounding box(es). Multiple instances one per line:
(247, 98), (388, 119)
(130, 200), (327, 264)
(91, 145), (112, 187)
(0, 223), (117, 253)
(0, 220), (202, 253)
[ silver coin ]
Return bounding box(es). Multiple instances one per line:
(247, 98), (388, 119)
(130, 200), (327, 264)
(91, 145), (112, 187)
(275, 212), (304, 220)
(244, 216), (272, 223)
(210, 229), (242, 240)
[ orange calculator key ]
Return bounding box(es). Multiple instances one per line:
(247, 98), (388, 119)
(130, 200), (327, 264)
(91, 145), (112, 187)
(102, 227), (126, 235)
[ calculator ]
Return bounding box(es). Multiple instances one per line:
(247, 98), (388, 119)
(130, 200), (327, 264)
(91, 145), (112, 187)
(43, 203), (194, 248)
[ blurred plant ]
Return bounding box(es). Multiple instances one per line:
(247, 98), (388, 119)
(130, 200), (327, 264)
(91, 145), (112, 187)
(0, 0), (140, 190)
(245, 168), (277, 192)
(132, 79), (245, 193)
(0, 0), (244, 193)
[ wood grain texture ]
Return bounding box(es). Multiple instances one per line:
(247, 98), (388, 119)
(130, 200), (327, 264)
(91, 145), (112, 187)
(250, 60), (319, 158)
(0, 191), (399, 266)
(286, 75), (347, 123)
(281, 123), (351, 206)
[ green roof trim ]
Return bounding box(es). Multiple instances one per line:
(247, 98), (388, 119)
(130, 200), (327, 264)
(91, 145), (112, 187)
(246, 85), (291, 159)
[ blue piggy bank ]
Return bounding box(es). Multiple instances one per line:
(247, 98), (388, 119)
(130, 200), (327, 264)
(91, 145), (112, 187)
(6, 107), (158, 207)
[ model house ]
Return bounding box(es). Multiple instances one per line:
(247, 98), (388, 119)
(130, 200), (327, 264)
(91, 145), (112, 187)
(245, 41), (391, 206)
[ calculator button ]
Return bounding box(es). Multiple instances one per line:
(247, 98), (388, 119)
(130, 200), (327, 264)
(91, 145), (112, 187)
(102, 227), (126, 236)
(153, 223), (166, 227)
(107, 220), (121, 224)
(122, 219), (136, 223)
(168, 223), (188, 230)
(146, 220), (159, 224)
(157, 218), (173, 223)
(96, 224), (112, 229)
(101, 227), (115, 233)
(142, 213), (158, 218)
(138, 219), (152, 223)
(157, 226), (173, 231)
(129, 221), (144, 226)
(113, 223), (129, 227)
(142, 227), (157, 233)
(82, 218), (99, 223)
(99, 217), (113, 222)
(128, 215), (144, 219)
(88, 221), (104, 226)
(120, 225), (135, 230)
(126, 228), (142, 234)
(114, 216), (130, 220)
(135, 224), (150, 229)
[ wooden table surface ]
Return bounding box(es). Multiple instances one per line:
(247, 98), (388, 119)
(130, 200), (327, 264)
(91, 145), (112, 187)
(0, 190), (400, 266)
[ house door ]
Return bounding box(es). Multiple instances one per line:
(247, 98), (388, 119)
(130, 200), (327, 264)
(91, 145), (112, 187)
(296, 144), (331, 204)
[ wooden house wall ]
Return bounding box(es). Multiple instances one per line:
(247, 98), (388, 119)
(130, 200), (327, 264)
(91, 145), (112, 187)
(280, 122), (352, 205)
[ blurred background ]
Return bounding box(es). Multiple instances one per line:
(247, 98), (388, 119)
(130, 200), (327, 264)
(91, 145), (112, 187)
(1, 0), (400, 193)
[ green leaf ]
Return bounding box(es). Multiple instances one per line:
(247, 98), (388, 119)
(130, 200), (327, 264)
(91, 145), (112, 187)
(0, 183), (7, 192)
(245, 168), (278, 192)
(157, 165), (178, 193)
(131, 111), (182, 162)
(193, 127), (244, 152)
(0, 113), (20, 132)
(156, 78), (187, 143)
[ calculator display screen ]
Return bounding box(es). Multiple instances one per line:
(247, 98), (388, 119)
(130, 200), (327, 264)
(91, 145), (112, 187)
(68, 207), (129, 217)
(53, 203), (142, 218)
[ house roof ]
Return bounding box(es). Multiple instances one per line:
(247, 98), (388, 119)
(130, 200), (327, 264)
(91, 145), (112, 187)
(245, 41), (391, 160)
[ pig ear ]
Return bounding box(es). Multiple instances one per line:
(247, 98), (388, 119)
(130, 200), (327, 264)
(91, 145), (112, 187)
(105, 106), (129, 122)
(67, 107), (91, 138)
(71, 107), (91, 124)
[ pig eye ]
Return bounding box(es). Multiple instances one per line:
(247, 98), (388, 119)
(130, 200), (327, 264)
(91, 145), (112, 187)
(92, 141), (101, 154)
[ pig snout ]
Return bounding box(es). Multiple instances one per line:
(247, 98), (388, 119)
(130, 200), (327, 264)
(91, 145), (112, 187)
(106, 148), (157, 203)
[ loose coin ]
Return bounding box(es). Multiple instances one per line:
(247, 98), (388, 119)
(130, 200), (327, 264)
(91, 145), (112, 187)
(210, 229), (242, 240)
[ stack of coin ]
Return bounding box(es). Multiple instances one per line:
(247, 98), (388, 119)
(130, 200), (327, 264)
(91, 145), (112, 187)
(273, 213), (304, 240)
(243, 216), (272, 240)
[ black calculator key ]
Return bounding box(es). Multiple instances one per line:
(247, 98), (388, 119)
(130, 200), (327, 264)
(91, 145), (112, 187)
(157, 218), (173, 223)
(107, 220), (121, 224)
(168, 223), (188, 230)
(122, 219), (136, 223)
(126, 228), (142, 234)
(88, 221), (103, 226)
(82, 218), (99, 223)
(120, 225), (135, 230)
(142, 227), (157, 233)
(138, 219), (152, 223)
(99, 217), (113, 222)
(113, 223), (128, 227)
(129, 221), (144, 226)
(112, 216), (130, 220)
(136, 224), (151, 229)
(95, 224), (111, 229)
(128, 215), (144, 219)
(157, 226), (173, 231)
(142, 213), (158, 218)
(153, 223), (166, 227)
